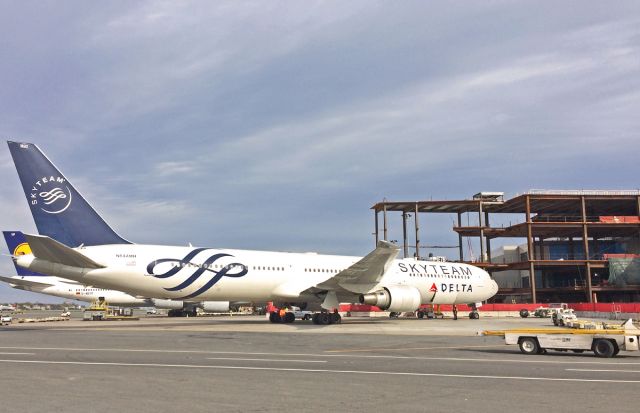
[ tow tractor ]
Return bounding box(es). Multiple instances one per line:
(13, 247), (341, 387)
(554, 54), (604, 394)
(482, 319), (640, 358)
(552, 308), (578, 326)
(519, 303), (568, 318)
(82, 298), (139, 321)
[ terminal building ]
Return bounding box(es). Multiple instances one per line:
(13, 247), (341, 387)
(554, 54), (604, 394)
(372, 190), (640, 304)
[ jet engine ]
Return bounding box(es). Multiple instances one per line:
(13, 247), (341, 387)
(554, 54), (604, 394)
(201, 301), (230, 312)
(151, 299), (184, 310)
(359, 285), (421, 312)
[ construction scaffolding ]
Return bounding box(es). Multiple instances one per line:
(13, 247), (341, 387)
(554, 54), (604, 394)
(372, 190), (640, 304)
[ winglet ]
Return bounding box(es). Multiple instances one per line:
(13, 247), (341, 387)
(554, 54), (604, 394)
(23, 234), (105, 269)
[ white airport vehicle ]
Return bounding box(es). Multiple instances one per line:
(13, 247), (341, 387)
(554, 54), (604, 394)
(519, 303), (569, 318)
(552, 308), (578, 326)
(1, 314), (12, 325)
(7, 141), (498, 325)
(483, 319), (640, 358)
(282, 306), (313, 321)
(519, 306), (550, 318)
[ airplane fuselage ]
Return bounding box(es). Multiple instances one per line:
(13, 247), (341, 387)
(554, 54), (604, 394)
(40, 282), (147, 305)
(7, 276), (151, 306)
(18, 244), (498, 306)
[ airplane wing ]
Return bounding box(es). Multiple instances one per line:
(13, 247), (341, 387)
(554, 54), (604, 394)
(23, 234), (105, 269)
(273, 241), (400, 299)
(316, 240), (400, 294)
(0, 275), (54, 289)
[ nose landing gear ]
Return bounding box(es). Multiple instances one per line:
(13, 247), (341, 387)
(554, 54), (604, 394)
(468, 303), (480, 319)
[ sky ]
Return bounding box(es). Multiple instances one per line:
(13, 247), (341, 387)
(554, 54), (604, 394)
(0, 1), (639, 302)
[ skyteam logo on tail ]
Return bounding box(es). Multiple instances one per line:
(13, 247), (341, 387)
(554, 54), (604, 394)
(30, 176), (73, 214)
(146, 249), (249, 299)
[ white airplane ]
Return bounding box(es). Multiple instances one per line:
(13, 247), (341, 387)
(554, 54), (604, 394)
(2, 231), (232, 316)
(7, 141), (498, 325)
(0, 304), (16, 311)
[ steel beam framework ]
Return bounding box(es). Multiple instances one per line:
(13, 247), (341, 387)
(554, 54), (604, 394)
(372, 191), (640, 303)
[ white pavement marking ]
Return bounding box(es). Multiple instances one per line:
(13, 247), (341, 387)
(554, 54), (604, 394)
(567, 369), (640, 374)
(0, 346), (636, 365)
(325, 344), (500, 353)
(206, 357), (326, 364)
(0, 352), (34, 355)
(0, 359), (639, 383)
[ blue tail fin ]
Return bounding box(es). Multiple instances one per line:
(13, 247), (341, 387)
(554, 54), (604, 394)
(3, 231), (45, 277)
(7, 141), (130, 247)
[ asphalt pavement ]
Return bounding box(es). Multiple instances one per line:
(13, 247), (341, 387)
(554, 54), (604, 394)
(0, 315), (638, 413)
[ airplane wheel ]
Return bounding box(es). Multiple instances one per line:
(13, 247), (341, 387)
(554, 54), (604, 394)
(330, 313), (341, 324)
(318, 312), (331, 325)
(312, 313), (320, 325)
(417, 311), (425, 319)
(469, 311), (479, 319)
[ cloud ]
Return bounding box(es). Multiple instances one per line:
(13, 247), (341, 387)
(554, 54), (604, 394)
(0, 1), (639, 302)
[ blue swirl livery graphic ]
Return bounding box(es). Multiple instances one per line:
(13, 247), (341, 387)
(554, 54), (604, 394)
(146, 248), (248, 299)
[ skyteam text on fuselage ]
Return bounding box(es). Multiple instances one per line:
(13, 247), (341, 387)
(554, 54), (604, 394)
(7, 141), (498, 324)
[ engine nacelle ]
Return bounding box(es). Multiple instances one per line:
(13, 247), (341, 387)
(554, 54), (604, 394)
(201, 301), (230, 313)
(359, 285), (421, 312)
(151, 299), (184, 310)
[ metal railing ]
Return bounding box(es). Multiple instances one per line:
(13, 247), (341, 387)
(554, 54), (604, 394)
(527, 189), (640, 196)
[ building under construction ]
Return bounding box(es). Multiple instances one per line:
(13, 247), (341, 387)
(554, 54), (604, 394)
(372, 190), (640, 304)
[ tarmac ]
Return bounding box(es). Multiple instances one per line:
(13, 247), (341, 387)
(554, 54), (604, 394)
(1, 313), (639, 413)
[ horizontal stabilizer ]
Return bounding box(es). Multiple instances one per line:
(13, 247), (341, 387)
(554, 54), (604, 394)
(23, 234), (105, 269)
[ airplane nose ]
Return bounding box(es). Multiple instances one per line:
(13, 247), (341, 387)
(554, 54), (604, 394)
(491, 279), (498, 294)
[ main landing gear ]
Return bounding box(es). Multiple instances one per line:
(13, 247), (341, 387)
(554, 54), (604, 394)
(268, 310), (341, 325)
(168, 308), (198, 317)
(311, 311), (341, 325)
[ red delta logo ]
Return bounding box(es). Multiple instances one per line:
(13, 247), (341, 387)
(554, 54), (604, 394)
(427, 283), (438, 303)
